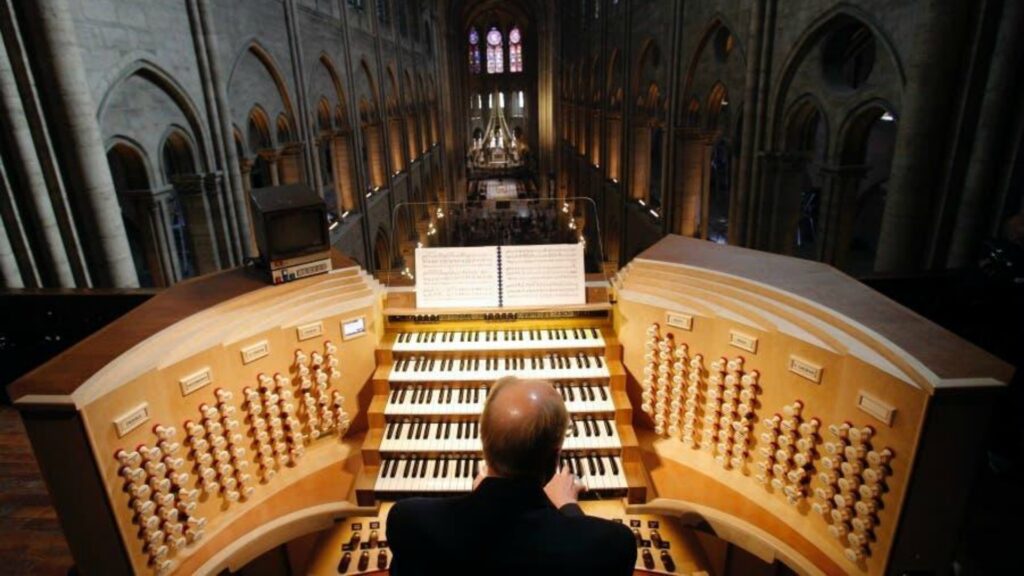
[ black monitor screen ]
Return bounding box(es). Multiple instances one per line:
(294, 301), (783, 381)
(267, 209), (327, 257)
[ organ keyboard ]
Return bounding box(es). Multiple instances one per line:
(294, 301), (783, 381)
(360, 315), (644, 503)
(392, 327), (605, 352)
(382, 382), (613, 415)
(7, 237), (1013, 576)
(387, 352), (610, 381)
(377, 416), (622, 452)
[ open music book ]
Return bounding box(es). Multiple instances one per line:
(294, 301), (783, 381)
(415, 244), (586, 309)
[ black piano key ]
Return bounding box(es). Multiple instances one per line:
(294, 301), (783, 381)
(472, 459), (479, 478)
(596, 455), (606, 475)
(386, 423), (395, 440)
(395, 420), (405, 439)
(587, 455), (596, 475)
(401, 458), (412, 477)
(567, 386), (575, 401)
(604, 419), (613, 436)
(610, 456), (620, 475)
(595, 355), (604, 368)
(575, 456), (585, 476)
(599, 386), (608, 401)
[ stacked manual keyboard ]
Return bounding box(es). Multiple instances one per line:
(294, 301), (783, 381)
(359, 321), (647, 504)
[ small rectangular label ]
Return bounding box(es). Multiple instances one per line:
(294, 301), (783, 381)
(296, 321), (324, 341)
(114, 403), (150, 437)
(857, 391), (895, 426)
(241, 340), (270, 364)
(179, 367), (212, 396)
(665, 311), (693, 331)
(729, 330), (758, 354)
(788, 356), (823, 384)
(342, 316), (367, 341)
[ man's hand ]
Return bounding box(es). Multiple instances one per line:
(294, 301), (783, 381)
(472, 461), (489, 490)
(544, 465), (584, 509)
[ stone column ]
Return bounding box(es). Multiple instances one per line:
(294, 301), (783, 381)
(154, 191), (183, 283)
(0, 211), (23, 288)
(675, 129), (715, 237)
(365, 125), (387, 189)
(0, 31), (75, 287)
(732, 0), (767, 246)
(237, 161), (258, 253)
(141, 194), (172, 286)
(819, 164), (868, 267)
(947, 0), (1024, 266)
(260, 151), (282, 187)
(186, 0), (238, 267)
(278, 146), (304, 185)
(332, 133), (357, 212)
(758, 152), (808, 254)
(173, 174), (221, 275)
(30, 0), (137, 286)
(389, 117), (406, 174)
(197, 0), (252, 258)
(875, 0), (977, 272)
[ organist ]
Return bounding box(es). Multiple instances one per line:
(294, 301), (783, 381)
(386, 376), (636, 575)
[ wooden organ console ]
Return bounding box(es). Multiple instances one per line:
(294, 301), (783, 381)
(8, 236), (1012, 576)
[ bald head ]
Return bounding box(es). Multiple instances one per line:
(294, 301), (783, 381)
(481, 377), (568, 484)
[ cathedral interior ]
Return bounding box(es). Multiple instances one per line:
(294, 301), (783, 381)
(0, 0), (1022, 574)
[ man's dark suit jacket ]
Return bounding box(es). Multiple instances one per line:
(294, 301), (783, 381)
(386, 477), (636, 576)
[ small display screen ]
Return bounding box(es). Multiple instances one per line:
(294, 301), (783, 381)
(267, 209), (326, 257)
(342, 317), (367, 340)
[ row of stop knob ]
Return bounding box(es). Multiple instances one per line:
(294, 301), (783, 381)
(186, 395), (256, 503)
(115, 424), (207, 574)
(755, 401), (817, 504)
(814, 421), (894, 564)
(245, 375), (307, 479)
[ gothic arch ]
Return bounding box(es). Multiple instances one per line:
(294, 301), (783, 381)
(606, 49), (621, 105)
(105, 138), (154, 192)
(227, 41), (297, 131)
(97, 60), (210, 173)
(359, 59), (381, 119)
(681, 15), (745, 105)
(769, 5), (905, 145)
(836, 98), (898, 165)
(317, 52), (347, 107)
(782, 93), (831, 152)
(159, 127), (198, 184)
(246, 106), (274, 153)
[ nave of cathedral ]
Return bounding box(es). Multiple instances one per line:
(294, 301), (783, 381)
(0, 1), (1022, 575)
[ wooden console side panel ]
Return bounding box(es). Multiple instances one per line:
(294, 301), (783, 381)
(20, 409), (132, 575)
(888, 388), (998, 574)
(79, 298), (380, 574)
(615, 294), (930, 575)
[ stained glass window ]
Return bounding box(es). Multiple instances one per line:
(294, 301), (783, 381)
(469, 28), (482, 75)
(486, 27), (504, 74)
(509, 26), (523, 73)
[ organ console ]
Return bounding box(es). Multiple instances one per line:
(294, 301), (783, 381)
(8, 236), (1012, 575)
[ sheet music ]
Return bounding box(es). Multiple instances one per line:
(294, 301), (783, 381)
(501, 244), (586, 307)
(415, 246), (500, 308)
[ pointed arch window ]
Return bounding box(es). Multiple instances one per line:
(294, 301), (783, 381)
(509, 26), (523, 73)
(469, 27), (482, 74)
(486, 27), (504, 74)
